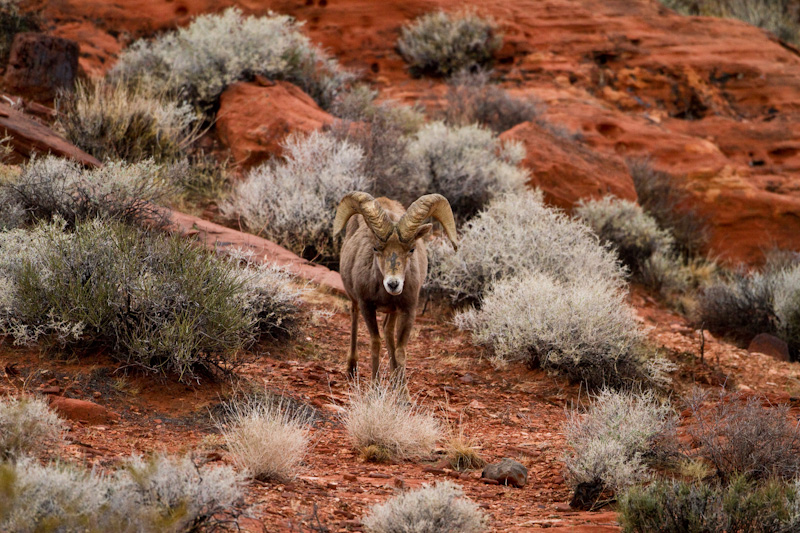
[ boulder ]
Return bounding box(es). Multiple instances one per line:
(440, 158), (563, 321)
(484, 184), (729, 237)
(216, 80), (334, 169)
(748, 333), (790, 362)
(481, 458), (528, 488)
(48, 396), (118, 425)
(4, 33), (79, 101)
(501, 120), (637, 211)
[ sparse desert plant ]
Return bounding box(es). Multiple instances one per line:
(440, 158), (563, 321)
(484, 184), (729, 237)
(111, 7), (352, 110)
(627, 159), (709, 258)
(0, 219), (300, 381)
(218, 393), (313, 481)
(456, 272), (672, 389)
(342, 380), (441, 461)
(397, 10), (501, 77)
(773, 263), (800, 358)
(686, 390), (800, 482)
(442, 69), (540, 133)
(0, 156), (171, 229)
(0, 0), (40, 65)
(659, 0), (799, 44)
(619, 476), (800, 533)
(168, 154), (231, 209)
(563, 389), (677, 500)
(362, 481), (488, 533)
(0, 454), (243, 532)
(0, 396), (64, 460)
(405, 122), (528, 221)
(222, 131), (368, 265)
(444, 422), (485, 472)
(427, 191), (625, 302)
(698, 270), (776, 344)
(57, 80), (198, 163)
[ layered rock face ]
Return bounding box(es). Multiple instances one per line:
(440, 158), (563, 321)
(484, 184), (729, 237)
(24, 0), (800, 263)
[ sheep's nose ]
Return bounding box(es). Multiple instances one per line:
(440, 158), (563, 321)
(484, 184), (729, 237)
(387, 279), (400, 291)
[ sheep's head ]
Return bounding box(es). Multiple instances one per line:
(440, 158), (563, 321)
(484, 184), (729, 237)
(334, 192), (458, 296)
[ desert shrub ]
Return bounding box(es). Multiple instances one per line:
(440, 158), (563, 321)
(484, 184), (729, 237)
(455, 272), (672, 389)
(218, 393), (313, 481)
(405, 122), (528, 221)
(698, 270), (776, 344)
(442, 69), (540, 133)
(444, 422), (485, 472)
(0, 396), (64, 460)
(168, 154), (231, 208)
(773, 264), (800, 358)
(620, 476), (800, 533)
(222, 131), (368, 266)
(0, 219), (300, 381)
(397, 10), (501, 77)
(427, 191), (625, 302)
(111, 7), (352, 110)
(0, 156), (171, 229)
(0, 0), (40, 65)
(342, 380), (441, 461)
(659, 0), (799, 44)
(363, 481), (487, 533)
(563, 389), (677, 500)
(627, 159), (709, 258)
(0, 454), (243, 532)
(686, 390), (800, 482)
(57, 80), (198, 163)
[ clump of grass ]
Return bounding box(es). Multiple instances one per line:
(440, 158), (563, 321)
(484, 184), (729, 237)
(397, 10), (502, 78)
(57, 80), (199, 163)
(342, 380), (441, 461)
(442, 69), (540, 133)
(0, 396), (64, 460)
(0, 218), (300, 381)
(444, 426), (485, 472)
(563, 389), (677, 505)
(111, 7), (352, 111)
(0, 454), (243, 532)
(363, 481), (488, 533)
(218, 393), (313, 482)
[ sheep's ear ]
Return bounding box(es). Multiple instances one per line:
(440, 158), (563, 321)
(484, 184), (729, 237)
(414, 224), (432, 240)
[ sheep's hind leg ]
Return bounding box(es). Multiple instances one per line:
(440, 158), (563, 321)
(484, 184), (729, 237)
(347, 300), (359, 378)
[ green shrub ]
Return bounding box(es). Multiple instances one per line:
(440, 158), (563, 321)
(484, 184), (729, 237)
(442, 69), (540, 133)
(0, 219), (300, 381)
(563, 390), (677, 500)
(659, 0), (799, 44)
(0, 156), (171, 229)
(0, 0), (40, 65)
(627, 159), (709, 258)
(405, 122), (528, 222)
(111, 7), (352, 111)
(620, 476), (800, 533)
(427, 191), (624, 302)
(363, 481), (487, 533)
(0, 396), (63, 460)
(222, 131), (368, 266)
(397, 10), (501, 77)
(698, 271), (776, 344)
(57, 81), (198, 163)
(0, 454), (243, 532)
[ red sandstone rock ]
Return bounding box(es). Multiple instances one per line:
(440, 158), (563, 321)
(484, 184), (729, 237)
(501, 120), (637, 211)
(748, 333), (790, 362)
(216, 80), (334, 168)
(4, 33), (79, 101)
(48, 396), (118, 425)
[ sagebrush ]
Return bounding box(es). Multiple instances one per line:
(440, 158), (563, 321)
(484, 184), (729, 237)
(397, 10), (501, 77)
(111, 7), (352, 110)
(0, 454), (243, 532)
(0, 219), (300, 381)
(0, 396), (64, 460)
(58, 80), (198, 163)
(363, 481), (488, 533)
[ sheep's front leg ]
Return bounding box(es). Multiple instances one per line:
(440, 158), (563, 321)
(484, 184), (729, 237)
(384, 313), (397, 372)
(347, 299), (359, 378)
(361, 303), (382, 381)
(392, 309), (416, 383)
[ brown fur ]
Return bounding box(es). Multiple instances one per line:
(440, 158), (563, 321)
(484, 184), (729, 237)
(339, 198), (430, 381)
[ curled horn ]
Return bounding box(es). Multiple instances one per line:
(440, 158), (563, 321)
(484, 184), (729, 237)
(333, 191), (394, 242)
(397, 194), (458, 250)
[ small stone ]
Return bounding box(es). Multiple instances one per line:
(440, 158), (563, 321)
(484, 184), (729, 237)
(748, 333), (790, 362)
(458, 374), (475, 384)
(92, 391), (101, 399)
(48, 396), (118, 425)
(343, 473), (357, 482)
(554, 503), (573, 512)
(481, 458), (528, 488)
(38, 386), (60, 395)
(422, 466), (447, 475)
(367, 472), (391, 479)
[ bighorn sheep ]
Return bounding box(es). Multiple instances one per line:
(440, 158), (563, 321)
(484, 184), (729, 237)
(333, 192), (458, 381)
